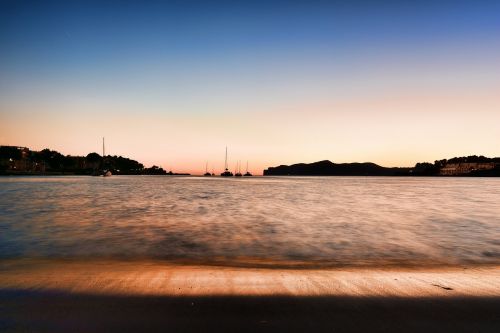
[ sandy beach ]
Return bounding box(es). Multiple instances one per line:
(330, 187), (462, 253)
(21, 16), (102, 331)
(1, 259), (500, 332)
(1, 259), (500, 297)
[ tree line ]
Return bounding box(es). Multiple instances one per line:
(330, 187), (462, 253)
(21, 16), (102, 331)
(0, 146), (172, 175)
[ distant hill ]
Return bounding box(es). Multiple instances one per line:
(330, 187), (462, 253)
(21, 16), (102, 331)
(264, 157), (500, 176)
(263, 160), (410, 176)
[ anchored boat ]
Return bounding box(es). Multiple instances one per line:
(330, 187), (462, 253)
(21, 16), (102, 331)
(204, 162), (212, 176)
(235, 160), (242, 177)
(220, 147), (233, 177)
(244, 161), (253, 176)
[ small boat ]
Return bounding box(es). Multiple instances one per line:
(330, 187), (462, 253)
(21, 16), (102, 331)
(244, 161), (253, 176)
(235, 160), (242, 177)
(102, 137), (112, 177)
(93, 137), (112, 177)
(220, 147), (233, 177)
(204, 162), (212, 176)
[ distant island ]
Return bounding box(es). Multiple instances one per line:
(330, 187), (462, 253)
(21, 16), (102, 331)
(263, 157), (500, 177)
(0, 146), (189, 176)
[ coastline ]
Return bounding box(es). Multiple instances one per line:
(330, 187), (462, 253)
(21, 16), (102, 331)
(1, 259), (500, 332)
(1, 259), (499, 297)
(3, 173), (500, 178)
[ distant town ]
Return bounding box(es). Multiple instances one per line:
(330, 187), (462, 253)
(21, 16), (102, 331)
(1, 145), (499, 176)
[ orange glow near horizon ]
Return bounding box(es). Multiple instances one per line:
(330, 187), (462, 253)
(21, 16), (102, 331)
(1, 2), (500, 174)
(2, 86), (500, 175)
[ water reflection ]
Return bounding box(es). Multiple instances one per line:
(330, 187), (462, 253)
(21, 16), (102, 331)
(0, 176), (499, 268)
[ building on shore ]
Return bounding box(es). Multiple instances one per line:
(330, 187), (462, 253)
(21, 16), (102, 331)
(439, 162), (496, 176)
(0, 146), (33, 172)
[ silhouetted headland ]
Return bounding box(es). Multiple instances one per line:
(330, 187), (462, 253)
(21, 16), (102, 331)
(0, 146), (190, 176)
(264, 156), (500, 176)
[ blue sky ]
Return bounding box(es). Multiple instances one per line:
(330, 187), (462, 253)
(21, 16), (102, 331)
(1, 0), (500, 173)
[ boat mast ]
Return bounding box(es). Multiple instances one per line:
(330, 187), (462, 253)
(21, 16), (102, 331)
(102, 137), (106, 171)
(246, 161), (248, 173)
(225, 146), (228, 171)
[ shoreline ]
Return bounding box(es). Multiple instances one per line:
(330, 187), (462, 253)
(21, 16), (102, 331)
(2, 259), (500, 332)
(2, 173), (500, 177)
(1, 259), (499, 297)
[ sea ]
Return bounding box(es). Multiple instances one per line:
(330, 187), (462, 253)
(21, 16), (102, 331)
(1, 176), (499, 268)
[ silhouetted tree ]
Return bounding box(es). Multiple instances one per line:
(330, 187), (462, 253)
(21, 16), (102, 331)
(86, 152), (101, 163)
(0, 146), (22, 160)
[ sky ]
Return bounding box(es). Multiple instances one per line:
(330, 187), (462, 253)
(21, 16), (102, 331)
(1, 0), (499, 174)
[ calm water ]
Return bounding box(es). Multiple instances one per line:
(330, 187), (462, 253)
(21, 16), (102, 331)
(0, 176), (499, 268)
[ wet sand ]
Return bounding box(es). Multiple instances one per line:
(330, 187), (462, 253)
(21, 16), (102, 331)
(1, 260), (500, 332)
(1, 259), (500, 297)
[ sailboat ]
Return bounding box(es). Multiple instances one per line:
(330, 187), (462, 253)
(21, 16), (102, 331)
(235, 160), (242, 177)
(101, 137), (112, 177)
(244, 161), (253, 176)
(204, 162), (212, 176)
(220, 147), (233, 177)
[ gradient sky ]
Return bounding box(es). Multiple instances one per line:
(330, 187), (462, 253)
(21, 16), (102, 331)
(1, 0), (499, 174)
